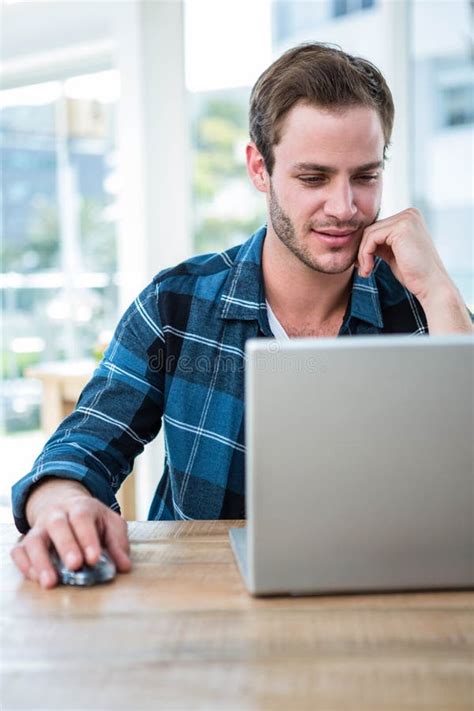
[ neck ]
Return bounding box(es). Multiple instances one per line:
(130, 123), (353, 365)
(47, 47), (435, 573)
(262, 229), (354, 325)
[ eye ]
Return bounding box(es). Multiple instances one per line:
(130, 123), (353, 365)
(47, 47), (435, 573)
(298, 175), (326, 185)
(355, 174), (379, 183)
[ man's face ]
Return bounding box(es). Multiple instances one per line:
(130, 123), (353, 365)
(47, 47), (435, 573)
(265, 102), (384, 274)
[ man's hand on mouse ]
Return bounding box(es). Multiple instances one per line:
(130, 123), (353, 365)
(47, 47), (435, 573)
(10, 478), (132, 589)
(357, 207), (473, 334)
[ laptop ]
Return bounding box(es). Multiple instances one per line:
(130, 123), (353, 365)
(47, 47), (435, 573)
(229, 335), (474, 596)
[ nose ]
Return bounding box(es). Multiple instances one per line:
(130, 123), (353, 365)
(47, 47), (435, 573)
(323, 180), (357, 222)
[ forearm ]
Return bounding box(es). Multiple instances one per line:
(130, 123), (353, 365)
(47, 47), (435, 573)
(13, 279), (165, 534)
(12, 432), (123, 534)
(420, 277), (473, 335)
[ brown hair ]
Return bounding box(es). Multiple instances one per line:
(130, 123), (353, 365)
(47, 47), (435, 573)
(249, 42), (394, 174)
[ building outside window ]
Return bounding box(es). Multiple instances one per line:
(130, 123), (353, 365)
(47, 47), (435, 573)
(272, 1), (330, 44)
(412, 0), (473, 306)
(333, 0), (376, 18)
(436, 59), (474, 128)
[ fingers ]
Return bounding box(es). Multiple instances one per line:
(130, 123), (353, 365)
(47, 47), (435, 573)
(11, 505), (102, 588)
(358, 208), (426, 278)
(10, 544), (38, 583)
(21, 529), (58, 589)
(45, 510), (84, 569)
(43, 502), (104, 569)
(65, 503), (131, 571)
(67, 504), (103, 566)
(358, 224), (394, 277)
(103, 513), (132, 573)
(10, 500), (132, 589)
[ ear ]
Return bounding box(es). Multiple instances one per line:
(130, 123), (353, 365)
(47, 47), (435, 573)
(246, 142), (269, 193)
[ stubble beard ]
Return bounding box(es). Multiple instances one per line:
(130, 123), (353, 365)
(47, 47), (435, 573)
(268, 182), (379, 275)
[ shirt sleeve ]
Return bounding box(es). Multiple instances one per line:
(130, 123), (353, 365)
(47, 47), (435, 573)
(11, 280), (166, 533)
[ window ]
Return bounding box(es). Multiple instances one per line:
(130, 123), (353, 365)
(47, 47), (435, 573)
(333, 0), (375, 19)
(437, 60), (474, 128)
(272, 1), (330, 44)
(1, 71), (120, 521)
(190, 89), (265, 254)
(185, 0), (270, 255)
(411, 0), (473, 306)
(1, 72), (120, 369)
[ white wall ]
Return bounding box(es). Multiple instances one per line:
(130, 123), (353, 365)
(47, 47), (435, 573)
(412, 0), (471, 58)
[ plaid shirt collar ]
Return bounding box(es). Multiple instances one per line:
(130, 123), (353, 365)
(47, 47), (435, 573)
(218, 225), (384, 332)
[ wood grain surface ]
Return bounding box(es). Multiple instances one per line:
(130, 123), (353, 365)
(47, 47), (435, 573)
(1, 520), (473, 710)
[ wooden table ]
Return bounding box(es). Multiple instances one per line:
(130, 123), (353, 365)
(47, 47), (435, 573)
(1, 521), (473, 710)
(25, 361), (136, 520)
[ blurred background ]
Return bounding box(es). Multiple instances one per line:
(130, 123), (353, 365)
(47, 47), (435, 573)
(1, 0), (473, 522)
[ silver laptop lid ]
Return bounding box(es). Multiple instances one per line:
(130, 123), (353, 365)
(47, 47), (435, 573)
(244, 335), (473, 595)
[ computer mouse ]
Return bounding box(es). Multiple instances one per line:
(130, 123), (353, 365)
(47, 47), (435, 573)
(50, 548), (116, 586)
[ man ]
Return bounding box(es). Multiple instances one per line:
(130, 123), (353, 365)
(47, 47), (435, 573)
(11, 43), (472, 588)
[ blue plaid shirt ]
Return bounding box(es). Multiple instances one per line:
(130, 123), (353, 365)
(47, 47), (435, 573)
(12, 226), (429, 532)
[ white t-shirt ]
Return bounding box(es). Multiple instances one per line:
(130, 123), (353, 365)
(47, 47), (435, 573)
(266, 300), (290, 340)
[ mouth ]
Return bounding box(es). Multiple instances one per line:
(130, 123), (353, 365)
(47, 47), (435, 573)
(310, 229), (359, 248)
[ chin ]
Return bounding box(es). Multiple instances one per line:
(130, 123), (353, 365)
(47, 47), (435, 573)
(318, 261), (355, 275)
(307, 249), (357, 275)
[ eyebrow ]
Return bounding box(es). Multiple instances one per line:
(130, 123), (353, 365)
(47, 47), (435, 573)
(292, 161), (383, 174)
